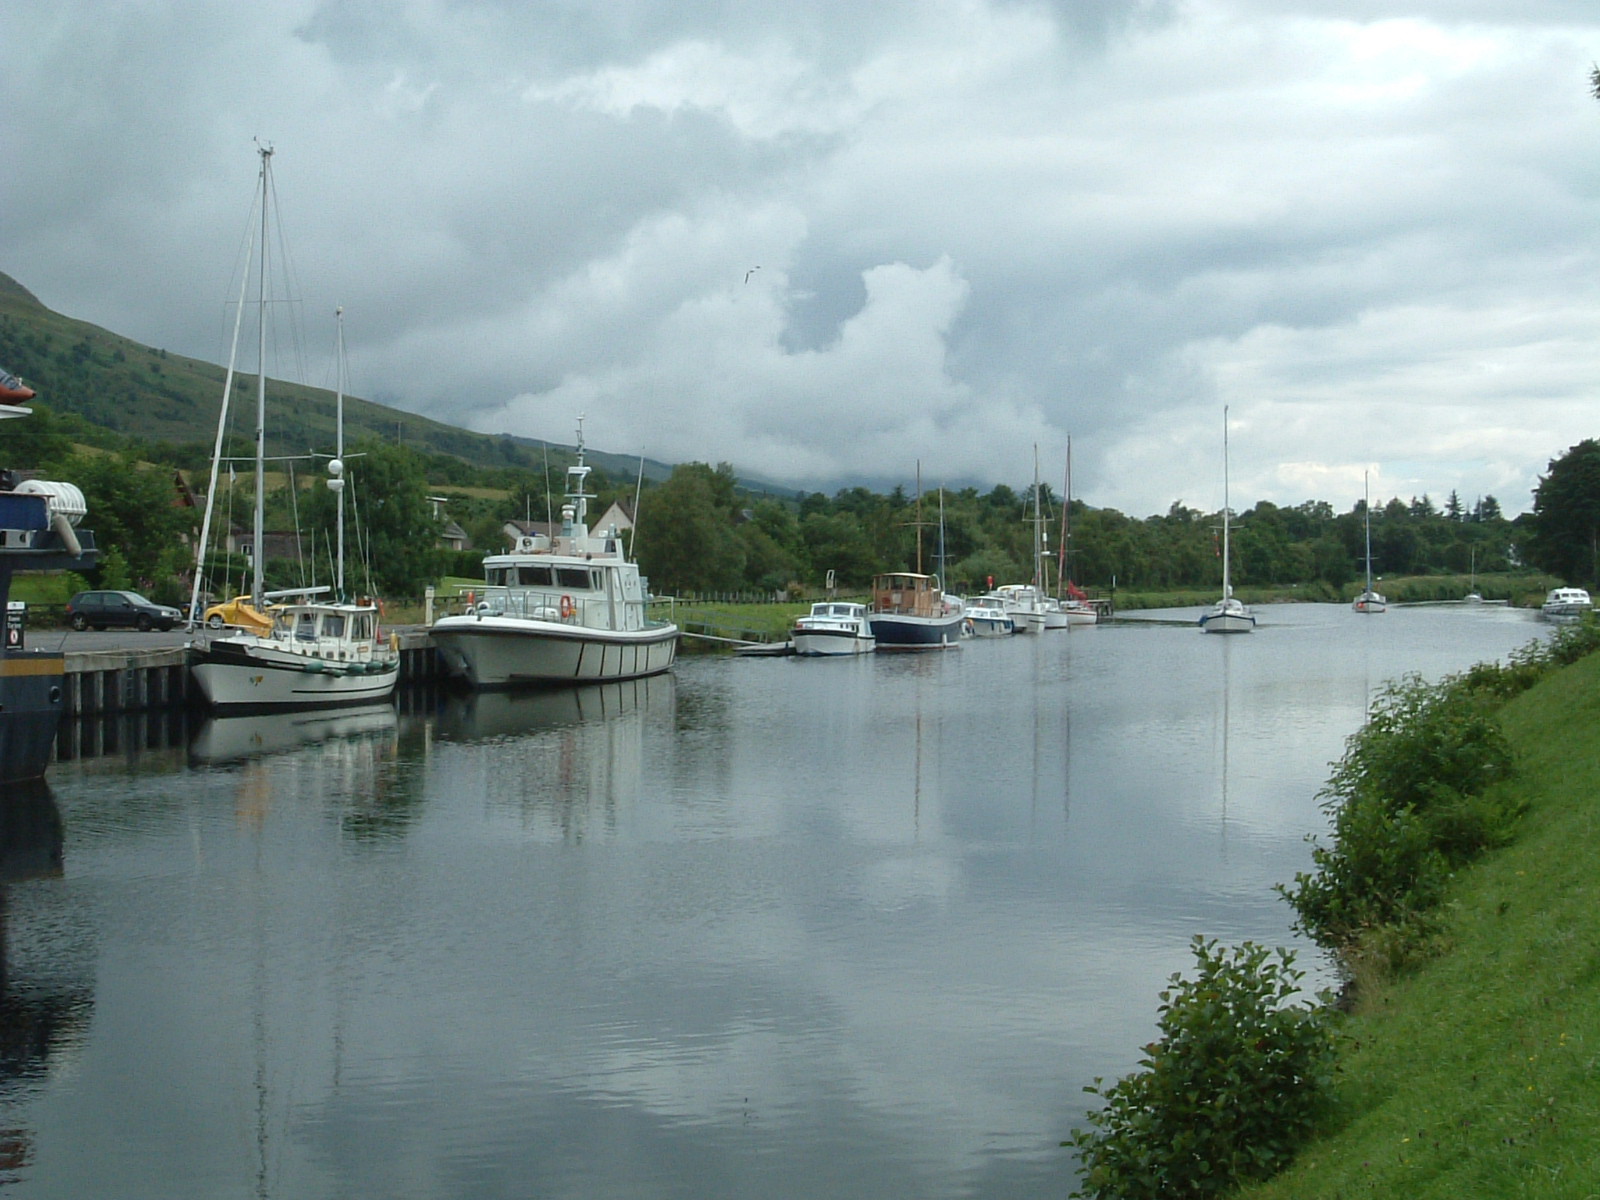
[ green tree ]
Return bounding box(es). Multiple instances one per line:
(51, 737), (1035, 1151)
(798, 511), (878, 588)
(1524, 439), (1600, 584)
(299, 440), (442, 596)
(633, 463), (745, 593)
(64, 451), (196, 592)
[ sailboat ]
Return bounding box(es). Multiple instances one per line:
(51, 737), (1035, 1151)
(1353, 472), (1386, 614)
(1198, 407), (1255, 634)
(1056, 437), (1097, 625)
(188, 147), (399, 712)
(1464, 547), (1483, 604)
(991, 451), (1050, 633)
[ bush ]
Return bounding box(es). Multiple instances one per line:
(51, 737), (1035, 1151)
(1280, 673), (1516, 958)
(1067, 939), (1337, 1200)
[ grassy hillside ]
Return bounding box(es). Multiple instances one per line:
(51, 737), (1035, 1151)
(0, 269), (673, 483)
(1232, 650), (1600, 1199)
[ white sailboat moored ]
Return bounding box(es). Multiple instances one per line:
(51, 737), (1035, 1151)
(187, 150), (399, 712)
(1198, 407), (1255, 634)
(1353, 471), (1386, 614)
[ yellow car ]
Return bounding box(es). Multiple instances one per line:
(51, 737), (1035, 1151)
(201, 597), (278, 635)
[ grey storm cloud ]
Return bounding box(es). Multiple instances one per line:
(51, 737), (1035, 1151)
(5, 0), (1599, 515)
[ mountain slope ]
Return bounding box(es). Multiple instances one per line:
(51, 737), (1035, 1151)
(0, 270), (676, 485)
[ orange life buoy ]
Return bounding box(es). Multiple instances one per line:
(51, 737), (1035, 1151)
(559, 594), (575, 619)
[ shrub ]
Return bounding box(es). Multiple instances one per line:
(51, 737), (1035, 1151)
(1067, 939), (1337, 1200)
(1280, 673), (1516, 957)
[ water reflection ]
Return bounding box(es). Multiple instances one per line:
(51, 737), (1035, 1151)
(22, 605), (1555, 1199)
(425, 675), (675, 843)
(0, 783), (90, 1184)
(189, 703), (399, 766)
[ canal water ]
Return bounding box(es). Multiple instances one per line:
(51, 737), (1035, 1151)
(0, 603), (1551, 1199)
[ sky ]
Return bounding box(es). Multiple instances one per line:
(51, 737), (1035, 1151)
(5, 1), (1600, 518)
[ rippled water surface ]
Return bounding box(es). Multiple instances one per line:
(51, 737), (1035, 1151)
(0, 603), (1551, 1198)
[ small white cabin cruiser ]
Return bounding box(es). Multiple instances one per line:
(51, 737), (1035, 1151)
(1541, 587), (1592, 622)
(963, 596), (1015, 637)
(792, 602), (876, 656)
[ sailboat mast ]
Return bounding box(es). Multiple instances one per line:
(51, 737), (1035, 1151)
(1032, 445), (1043, 592)
(334, 306), (346, 599)
(1363, 471), (1373, 593)
(1058, 437), (1071, 597)
(252, 144), (272, 609)
(914, 461), (923, 574)
(187, 218), (256, 627)
(1220, 406), (1231, 598)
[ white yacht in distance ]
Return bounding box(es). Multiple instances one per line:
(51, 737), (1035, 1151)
(1353, 471), (1386, 614)
(1199, 406), (1255, 634)
(791, 601), (876, 656)
(431, 423), (679, 687)
(1541, 587), (1592, 622)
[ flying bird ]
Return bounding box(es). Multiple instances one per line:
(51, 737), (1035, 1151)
(745, 266), (761, 284)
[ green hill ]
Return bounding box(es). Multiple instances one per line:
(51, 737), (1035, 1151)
(0, 269), (674, 485)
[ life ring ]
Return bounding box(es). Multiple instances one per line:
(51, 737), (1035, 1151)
(559, 594), (575, 619)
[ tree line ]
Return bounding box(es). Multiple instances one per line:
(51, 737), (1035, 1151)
(9, 394), (1600, 605)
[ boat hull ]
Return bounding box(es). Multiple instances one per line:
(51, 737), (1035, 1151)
(0, 653), (66, 783)
(869, 612), (964, 648)
(432, 615), (679, 687)
(1542, 589), (1592, 622)
(1199, 603), (1255, 634)
(964, 614), (1014, 637)
(190, 638), (399, 712)
(792, 627), (875, 656)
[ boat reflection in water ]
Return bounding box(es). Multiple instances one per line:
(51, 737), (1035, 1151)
(428, 675), (674, 841)
(188, 703), (399, 767)
(432, 674), (673, 742)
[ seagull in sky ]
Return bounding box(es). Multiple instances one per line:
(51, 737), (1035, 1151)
(745, 266), (760, 284)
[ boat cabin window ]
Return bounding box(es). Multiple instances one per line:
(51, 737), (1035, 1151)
(351, 613), (373, 640)
(486, 567), (510, 587)
(556, 567), (594, 590)
(295, 612), (318, 641)
(323, 613), (346, 639)
(517, 565), (555, 587)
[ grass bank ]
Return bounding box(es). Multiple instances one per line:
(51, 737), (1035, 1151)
(1232, 649), (1600, 1199)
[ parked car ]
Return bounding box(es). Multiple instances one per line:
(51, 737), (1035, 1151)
(66, 590), (183, 632)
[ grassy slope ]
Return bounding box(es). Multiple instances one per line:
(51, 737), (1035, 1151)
(1236, 652), (1600, 1199)
(0, 270), (670, 483)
